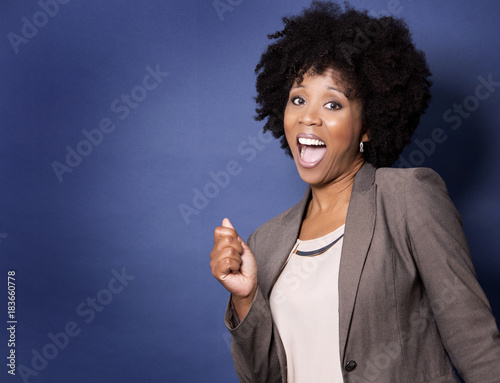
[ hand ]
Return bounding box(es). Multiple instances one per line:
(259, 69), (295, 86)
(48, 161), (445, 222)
(210, 218), (257, 318)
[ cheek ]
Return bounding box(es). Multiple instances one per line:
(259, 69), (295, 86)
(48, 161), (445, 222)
(283, 111), (295, 147)
(325, 117), (360, 150)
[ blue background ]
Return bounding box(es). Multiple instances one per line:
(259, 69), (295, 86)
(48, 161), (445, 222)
(1, 0), (499, 382)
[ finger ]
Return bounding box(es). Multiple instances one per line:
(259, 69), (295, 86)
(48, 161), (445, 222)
(213, 226), (243, 255)
(211, 238), (243, 261)
(212, 254), (242, 279)
(214, 225), (237, 242)
(213, 228), (243, 251)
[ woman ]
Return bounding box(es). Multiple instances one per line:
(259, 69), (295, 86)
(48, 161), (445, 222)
(210, 2), (500, 382)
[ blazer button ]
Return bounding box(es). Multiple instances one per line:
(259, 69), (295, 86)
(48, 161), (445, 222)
(345, 360), (357, 372)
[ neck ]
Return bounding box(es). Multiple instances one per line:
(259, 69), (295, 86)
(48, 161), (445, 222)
(308, 160), (364, 214)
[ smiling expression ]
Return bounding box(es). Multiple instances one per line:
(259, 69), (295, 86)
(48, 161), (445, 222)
(284, 68), (368, 186)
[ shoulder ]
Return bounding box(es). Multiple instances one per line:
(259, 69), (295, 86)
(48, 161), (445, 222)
(374, 166), (461, 226)
(374, 166), (448, 194)
(357, 165), (456, 225)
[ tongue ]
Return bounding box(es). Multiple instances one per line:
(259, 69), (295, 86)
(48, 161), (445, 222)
(303, 145), (326, 163)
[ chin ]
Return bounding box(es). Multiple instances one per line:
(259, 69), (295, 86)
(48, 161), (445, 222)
(296, 167), (328, 186)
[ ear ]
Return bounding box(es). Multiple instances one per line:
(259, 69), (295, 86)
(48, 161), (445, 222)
(361, 131), (370, 143)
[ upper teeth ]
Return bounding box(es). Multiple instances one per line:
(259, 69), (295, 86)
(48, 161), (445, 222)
(298, 137), (325, 146)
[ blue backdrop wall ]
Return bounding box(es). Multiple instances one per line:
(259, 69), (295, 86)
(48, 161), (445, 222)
(1, 0), (499, 382)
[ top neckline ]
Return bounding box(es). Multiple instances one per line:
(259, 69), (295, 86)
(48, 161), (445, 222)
(297, 224), (345, 245)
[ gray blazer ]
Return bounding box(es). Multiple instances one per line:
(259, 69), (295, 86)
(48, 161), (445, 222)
(225, 163), (500, 383)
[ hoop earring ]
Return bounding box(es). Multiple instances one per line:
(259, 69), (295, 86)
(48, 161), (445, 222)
(359, 142), (364, 153)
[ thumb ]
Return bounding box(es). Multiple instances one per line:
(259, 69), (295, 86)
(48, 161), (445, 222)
(222, 218), (247, 247)
(222, 218), (234, 229)
(240, 237), (251, 252)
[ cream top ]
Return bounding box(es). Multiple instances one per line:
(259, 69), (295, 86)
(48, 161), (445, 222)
(270, 224), (345, 383)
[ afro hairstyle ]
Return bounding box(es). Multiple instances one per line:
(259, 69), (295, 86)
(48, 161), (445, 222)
(254, 1), (432, 167)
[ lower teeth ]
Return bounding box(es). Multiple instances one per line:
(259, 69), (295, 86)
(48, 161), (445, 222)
(300, 147), (305, 159)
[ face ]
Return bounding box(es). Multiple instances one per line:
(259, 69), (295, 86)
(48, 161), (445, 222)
(284, 67), (368, 186)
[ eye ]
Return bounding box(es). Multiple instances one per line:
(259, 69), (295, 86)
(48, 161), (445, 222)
(291, 96), (305, 105)
(325, 101), (342, 110)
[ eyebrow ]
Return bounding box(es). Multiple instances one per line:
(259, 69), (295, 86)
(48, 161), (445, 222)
(291, 84), (350, 98)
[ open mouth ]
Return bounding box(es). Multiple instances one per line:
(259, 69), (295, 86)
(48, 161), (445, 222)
(297, 136), (327, 168)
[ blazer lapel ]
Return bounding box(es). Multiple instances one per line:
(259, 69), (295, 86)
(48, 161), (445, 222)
(259, 189), (310, 299)
(258, 162), (377, 360)
(338, 163), (377, 360)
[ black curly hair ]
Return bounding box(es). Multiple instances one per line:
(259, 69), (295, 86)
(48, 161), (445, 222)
(254, 1), (432, 167)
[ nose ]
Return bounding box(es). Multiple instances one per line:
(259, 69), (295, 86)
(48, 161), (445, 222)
(299, 104), (322, 126)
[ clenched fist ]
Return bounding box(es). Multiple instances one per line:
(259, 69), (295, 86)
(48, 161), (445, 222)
(210, 218), (257, 320)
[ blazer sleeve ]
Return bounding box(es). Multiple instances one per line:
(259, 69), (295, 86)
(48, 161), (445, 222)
(224, 232), (284, 383)
(404, 168), (500, 382)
